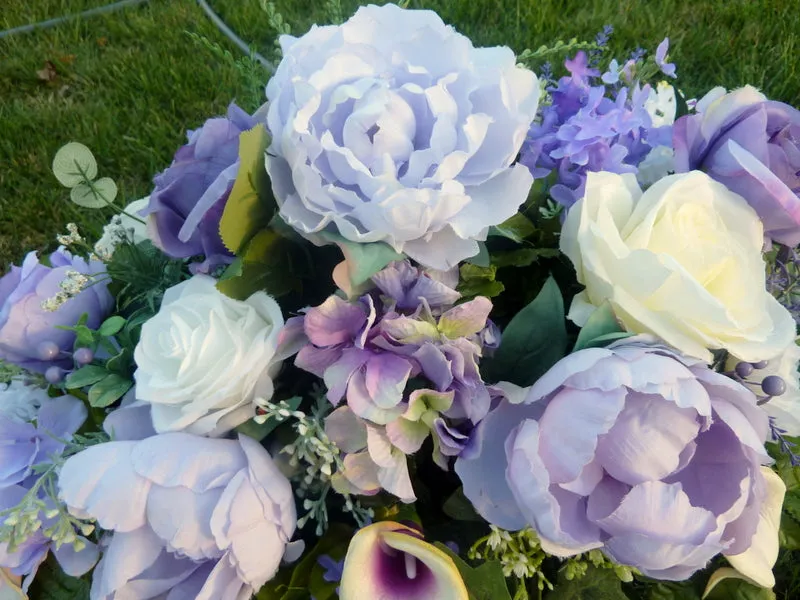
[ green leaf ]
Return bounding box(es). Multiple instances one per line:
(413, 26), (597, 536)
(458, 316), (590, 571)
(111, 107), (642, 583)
(88, 374), (132, 407)
(779, 512), (800, 550)
(443, 487), (483, 522)
(236, 397), (302, 441)
(491, 247), (561, 268)
(98, 316), (126, 337)
(546, 566), (629, 599)
(482, 276), (568, 386)
(458, 264), (505, 299)
(65, 365), (108, 389)
(217, 229), (301, 300)
(703, 578), (775, 600)
(673, 85), (690, 120)
(52, 142), (97, 188)
(320, 232), (403, 295)
(435, 543), (513, 600)
(466, 242), (491, 267)
(27, 555), (90, 599)
(219, 124), (275, 254)
(572, 302), (631, 352)
(106, 347), (133, 376)
(646, 581), (702, 600)
(218, 257), (244, 281)
(490, 212), (537, 242)
(69, 177), (117, 208)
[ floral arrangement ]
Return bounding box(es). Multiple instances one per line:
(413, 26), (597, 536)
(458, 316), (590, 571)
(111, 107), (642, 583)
(2, 3), (800, 599)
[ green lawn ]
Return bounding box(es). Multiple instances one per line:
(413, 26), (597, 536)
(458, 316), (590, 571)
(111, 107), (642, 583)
(1, 0), (798, 269)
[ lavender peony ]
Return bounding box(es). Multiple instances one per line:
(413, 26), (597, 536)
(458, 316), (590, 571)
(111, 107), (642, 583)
(673, 85), (800, 246)
(58, 432), (297, 600)
(0, 249), (112, 373)
(456, 336), (781, 583)
(265, 3), (540, 270)
(144, 103), (256, 272)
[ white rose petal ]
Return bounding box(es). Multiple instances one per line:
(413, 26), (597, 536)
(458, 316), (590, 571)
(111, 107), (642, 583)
(133, 275), (286, 436)
(561, 171), (795, 362)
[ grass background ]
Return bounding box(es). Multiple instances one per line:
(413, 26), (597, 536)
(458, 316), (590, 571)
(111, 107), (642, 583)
(1, 0), (800, 597)
(1, 0), (798, 269)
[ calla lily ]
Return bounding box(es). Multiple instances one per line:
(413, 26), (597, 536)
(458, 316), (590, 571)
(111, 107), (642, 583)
(339, 522), (468, 600)
(724, 466), (786, 588)
(0, 569), (24, 600)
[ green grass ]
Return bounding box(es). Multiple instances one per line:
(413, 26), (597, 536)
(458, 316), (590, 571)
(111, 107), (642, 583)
(1, 0), (798, 269)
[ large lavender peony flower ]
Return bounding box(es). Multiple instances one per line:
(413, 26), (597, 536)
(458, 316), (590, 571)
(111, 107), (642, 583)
(673, 85), (800, 246)
(265, 3), (540, 270)
(456, 337), (778, 581)
(0, 249), (112, 373)
(58, 432), (297, 600)
(144, 103), (256, 272)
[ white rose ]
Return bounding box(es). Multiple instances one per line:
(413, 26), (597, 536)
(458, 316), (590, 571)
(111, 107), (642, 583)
(0, 379), (48, 422)
(133, 274), (285, 436)
(561, 171), (795, 361)
(727, 339), (800, 436)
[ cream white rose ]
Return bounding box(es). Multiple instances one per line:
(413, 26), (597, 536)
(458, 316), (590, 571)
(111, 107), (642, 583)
(561, 171), (795, 361)
(727, 339), (800, 436)
(134, 274), (285, 436)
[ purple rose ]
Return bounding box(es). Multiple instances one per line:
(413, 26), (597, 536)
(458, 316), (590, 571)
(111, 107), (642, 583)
(456, 337), (776, 581)
(144, 103), (256, 272)
(673, 85), (800, 246)
(0, 249), (112, 373)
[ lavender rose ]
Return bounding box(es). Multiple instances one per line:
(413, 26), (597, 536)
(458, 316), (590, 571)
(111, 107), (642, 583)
(0, 249), (112, 373)
(673, 85), (800, 246)
(265, 3), (540, 270)
(456, 337), (782, 583)
(144, 103), (256, 272)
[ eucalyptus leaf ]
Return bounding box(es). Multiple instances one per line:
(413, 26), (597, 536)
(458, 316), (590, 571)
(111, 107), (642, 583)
(70, 183), (107, 208)
(52, 142), (97, 188)
(219, 125), (275, 254)
(98, 316), (126, 337)
(93, 177), (118, 203)
(65, 365), (108, 390)
(435, 543), (513, 600)
(88, 374), (132, 408)
(481, 276), (568, 386)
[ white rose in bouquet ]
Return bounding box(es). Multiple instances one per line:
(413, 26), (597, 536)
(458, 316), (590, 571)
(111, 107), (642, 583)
(561, 170), (795, 361)
(134, 274), (285, 436)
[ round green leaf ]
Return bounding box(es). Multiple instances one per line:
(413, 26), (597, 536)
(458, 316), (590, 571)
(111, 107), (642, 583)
(52, 142), (97, 188)
(69, 178), (117, 208)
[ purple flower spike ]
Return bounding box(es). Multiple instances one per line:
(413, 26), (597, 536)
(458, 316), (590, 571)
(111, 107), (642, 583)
(655, 38), (677, 78)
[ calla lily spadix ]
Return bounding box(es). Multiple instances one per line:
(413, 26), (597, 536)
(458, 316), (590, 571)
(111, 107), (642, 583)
(339, 522), (468, 600)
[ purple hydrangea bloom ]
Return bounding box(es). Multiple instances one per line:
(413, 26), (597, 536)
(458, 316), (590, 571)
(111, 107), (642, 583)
(0, 395), (99, 583)
(58, 432), (297, 600)
(673, 85), (800, 246)
(0, 249), (113, 373)
(294, 261), (495, 427)
(456, 336), (773, 580)
(144, 103), (256, 273)
(520, 50), (673, 209)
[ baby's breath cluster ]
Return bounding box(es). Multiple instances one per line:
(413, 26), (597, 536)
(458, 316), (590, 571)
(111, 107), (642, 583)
(40, 270), (92, 312)
(56, 223), (85, 247)
(561, 549), (637, 583)
(255, 397), (373, 535)
(470, 526), (552, 599)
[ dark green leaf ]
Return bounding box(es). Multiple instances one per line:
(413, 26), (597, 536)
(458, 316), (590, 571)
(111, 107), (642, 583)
(106, 347), (133, 376)
(704, 578), (776, 600)
(672, 85), (690, 120)
(481, 276), (568, 386)
(26, 554), (90, 599)
(88, 374), (132, 407)
(219, 125), (275, 254)
(236, 397), (302, 441)
(443, 487), (483, 522)
(491, 247), (561, 268)
(466, 242), (491, 267)
(546, 566), (629, 599)
(645, 581), (702, 600)
(98, 316), (126, 337)
(218, 257), (244, 281)
(572, 303), (631, 352)
(784, 491), (800, 523)
(779, 512), (800, 550)
(458, 264), (505, 299)
(435, 543), (513, 600)
(64, 365), (108, 389)
(73, 325), (96, 348)
(490, 213), (537, 242)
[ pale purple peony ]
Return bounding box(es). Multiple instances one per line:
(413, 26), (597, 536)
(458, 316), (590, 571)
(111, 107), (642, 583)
(456, 336), (773, 580)
(0, 249), (112, 373)
(0, 395), (99, 583)
(58, 432), (296, 600)
(673, 85), (800, 246)
(144, 103), (256, 272)
(265, 3), (540, 270)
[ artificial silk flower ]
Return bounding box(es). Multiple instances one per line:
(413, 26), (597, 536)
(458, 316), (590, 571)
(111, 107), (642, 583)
(133, 274), (287, 436)
(560, 170), (794, 361)
(265, 3), (539, 270)
(339, 522), (468, 600)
